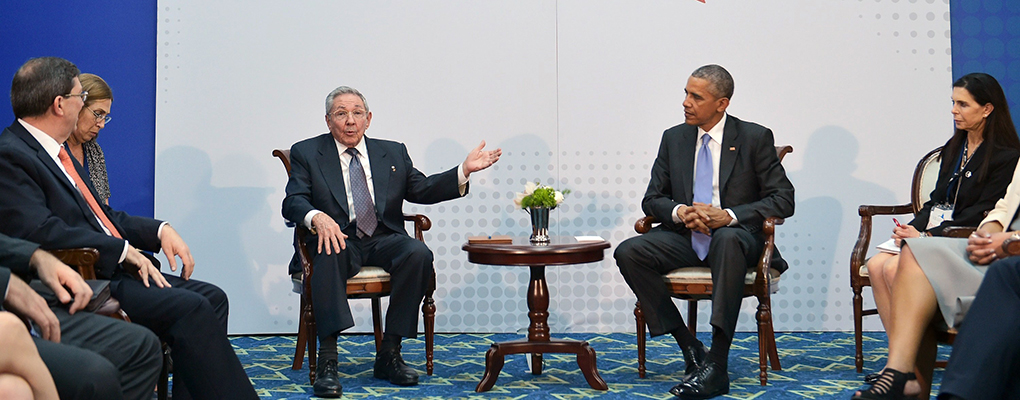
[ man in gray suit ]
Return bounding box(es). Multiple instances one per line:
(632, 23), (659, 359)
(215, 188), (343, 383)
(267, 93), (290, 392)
(615, 64), (795, 399)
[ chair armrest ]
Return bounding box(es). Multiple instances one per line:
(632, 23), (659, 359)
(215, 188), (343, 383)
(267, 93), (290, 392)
(50, 248), (100, 280)
(753, 217), (783, 297)
(403, 213), (432, 242)
(859, 204), (914, 217)
(635, 216), (657, 234)
(850, 203), (914, 283)
(941, 226), (975, 238)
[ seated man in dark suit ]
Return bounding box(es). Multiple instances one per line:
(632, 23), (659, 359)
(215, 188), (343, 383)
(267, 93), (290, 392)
(0, 57), (259, 400)
(615, 64), (795, 399)
(0, 231), (162, 400)
(283, 86), (501, 397)
(938, 254), (1020, 399)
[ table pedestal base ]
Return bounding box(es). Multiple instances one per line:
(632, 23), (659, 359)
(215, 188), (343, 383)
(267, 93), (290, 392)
(474, 338), (608, 392)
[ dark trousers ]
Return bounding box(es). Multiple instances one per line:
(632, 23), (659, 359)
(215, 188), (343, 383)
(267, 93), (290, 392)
(311, 229), (434, 341)
(939, 257), (1020, 400)
(615, 226), (762, 346)
(111, 272), (258, 400)
(35, 306), (162, 400)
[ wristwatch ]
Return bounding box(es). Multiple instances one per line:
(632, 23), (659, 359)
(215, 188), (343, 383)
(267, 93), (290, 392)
(1002, 232), (1020, 257)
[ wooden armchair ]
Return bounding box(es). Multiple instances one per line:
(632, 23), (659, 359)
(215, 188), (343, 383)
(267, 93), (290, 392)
(273, 149), (436, 384)
(633, 145), (792, 386)
(50, 248), (171, 400)
(849, 147), (942, 372)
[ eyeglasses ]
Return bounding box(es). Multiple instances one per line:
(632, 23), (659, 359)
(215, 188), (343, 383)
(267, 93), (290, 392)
(86, 105), (112, 125)
(63, 90), (88, 103)
(329, 109), (368, 121)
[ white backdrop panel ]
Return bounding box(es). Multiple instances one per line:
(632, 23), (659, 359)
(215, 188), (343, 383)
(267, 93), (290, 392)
(156, 0), (951, 334)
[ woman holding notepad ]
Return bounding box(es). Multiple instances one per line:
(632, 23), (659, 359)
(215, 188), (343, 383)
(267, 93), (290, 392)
(854, 73), (1020, 399)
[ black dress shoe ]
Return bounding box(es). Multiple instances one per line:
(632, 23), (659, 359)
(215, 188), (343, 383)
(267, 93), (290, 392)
(312, 359), (343, 398)
(669, 361), (729, 399)
(682, 343), (709, 376)
(374, 345), (419, 386)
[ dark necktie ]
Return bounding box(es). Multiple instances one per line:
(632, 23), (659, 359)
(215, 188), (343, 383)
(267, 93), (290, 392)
(691, 134), (712, 259)
(346, 148), (377, 237)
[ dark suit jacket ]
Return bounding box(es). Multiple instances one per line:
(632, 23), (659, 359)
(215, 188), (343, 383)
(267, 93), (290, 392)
(641, 114), (795, 271)
(282, 134), (464, 272)
(910, 139), (1019, 235)
(0, 233), (41, 300)
(0, 121), (163, 279)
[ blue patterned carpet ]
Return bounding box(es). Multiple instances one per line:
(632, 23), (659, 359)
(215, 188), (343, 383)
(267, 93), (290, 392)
(229, 332), (950, 399)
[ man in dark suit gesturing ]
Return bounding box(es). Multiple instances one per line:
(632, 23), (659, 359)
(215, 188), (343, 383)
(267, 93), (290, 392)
(615, 65), (794, 399)
(283, 86), (501, 397)
(0, 57), (258, 400)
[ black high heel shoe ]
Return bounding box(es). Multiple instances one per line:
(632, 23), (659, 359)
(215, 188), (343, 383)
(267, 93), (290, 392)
(851, 368), (916, 400)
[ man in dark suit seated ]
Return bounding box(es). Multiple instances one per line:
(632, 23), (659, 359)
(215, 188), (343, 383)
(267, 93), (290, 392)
(615, 64), (795, 399)
(283, 86), (501, 398)
(938, 254), (1020, 399)
(0, 57), (259, 400)
(0, 231), (162, 400)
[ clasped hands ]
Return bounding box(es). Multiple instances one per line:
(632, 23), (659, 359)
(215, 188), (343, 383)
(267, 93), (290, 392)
(677, 202), (733, 235)
(966, 228), (1014, 265)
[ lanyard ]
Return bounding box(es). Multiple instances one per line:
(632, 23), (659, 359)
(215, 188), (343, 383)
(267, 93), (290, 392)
(944, 142), (975, 207)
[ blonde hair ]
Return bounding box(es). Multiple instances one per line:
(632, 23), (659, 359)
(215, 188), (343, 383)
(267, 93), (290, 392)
(79, 73), (113, 106)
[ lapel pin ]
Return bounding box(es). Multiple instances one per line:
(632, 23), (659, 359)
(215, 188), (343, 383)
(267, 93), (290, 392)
(391, 165), (396, 172)
(965, 171), (972, 178)
(729, 147), (736, 151)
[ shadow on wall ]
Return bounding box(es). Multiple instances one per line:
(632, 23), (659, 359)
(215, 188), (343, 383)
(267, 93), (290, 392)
(156, 146), (291, 333)
(780, 126), (896, 330)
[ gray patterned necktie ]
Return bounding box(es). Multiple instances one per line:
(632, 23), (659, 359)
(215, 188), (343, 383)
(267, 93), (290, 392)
(346, 148), (377, 237)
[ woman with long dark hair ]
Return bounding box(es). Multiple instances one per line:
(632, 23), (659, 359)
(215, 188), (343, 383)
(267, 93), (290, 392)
(854, 73), (1020, 399)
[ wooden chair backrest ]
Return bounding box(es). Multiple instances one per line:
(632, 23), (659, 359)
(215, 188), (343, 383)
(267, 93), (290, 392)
(912, 147), (943, 214)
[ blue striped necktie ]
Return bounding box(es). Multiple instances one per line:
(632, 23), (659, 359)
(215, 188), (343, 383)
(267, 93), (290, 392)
(691, 134), (713, 259)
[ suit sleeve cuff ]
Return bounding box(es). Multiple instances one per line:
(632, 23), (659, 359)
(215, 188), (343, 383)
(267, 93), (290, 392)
(157, 221), (169, 239)
(304, 210), (323, 233)
(725, 209), (739, 226)
(118, 241), (129, 264)
(671, 204), (685, 224)
(457, 164), (469, 196)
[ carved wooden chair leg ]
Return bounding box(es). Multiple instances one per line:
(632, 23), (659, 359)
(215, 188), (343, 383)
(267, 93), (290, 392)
(423, 293), (436, 376)
(853, 286), (865, 372)
(371, 298), (384, 352)
(293, 293), (307, 370)
(307, 305), (317, 384)
(634, 301), (646, 378)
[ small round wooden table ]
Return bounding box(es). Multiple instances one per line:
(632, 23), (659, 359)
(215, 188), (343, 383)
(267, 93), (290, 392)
(462, 236), (611, 392)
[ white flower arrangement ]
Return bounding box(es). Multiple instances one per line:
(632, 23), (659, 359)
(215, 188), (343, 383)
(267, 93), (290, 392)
(513, 181), (569, 209)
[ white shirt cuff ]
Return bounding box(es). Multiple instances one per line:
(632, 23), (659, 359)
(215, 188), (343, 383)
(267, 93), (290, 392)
(671, 204), (686, 224)
(304, 210), (323, 232)
(725, 209), (738, 226)
(118, 241), (129, 263)
(457, 164), (469, 196)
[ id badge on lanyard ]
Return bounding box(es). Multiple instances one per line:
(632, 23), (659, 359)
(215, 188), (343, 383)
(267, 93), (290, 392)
(927, 203), (953, 230)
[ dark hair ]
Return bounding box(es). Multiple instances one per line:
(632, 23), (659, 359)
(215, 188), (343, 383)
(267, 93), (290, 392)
(691, 64), (734, 99)
(10, 57), (80, 119)
(942, 73), (1020, 182)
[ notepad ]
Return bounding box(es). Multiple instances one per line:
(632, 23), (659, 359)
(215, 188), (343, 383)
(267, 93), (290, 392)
(876, 239), (900, 254)
(467, 235), (513, 244)
(574, 236), (604, 243)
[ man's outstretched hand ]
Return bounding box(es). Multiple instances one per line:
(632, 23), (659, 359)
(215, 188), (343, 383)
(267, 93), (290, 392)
(462, 141), (502, 178)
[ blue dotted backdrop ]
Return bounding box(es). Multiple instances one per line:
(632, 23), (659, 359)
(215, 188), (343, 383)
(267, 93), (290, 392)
(951, 0), (1020, 125)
